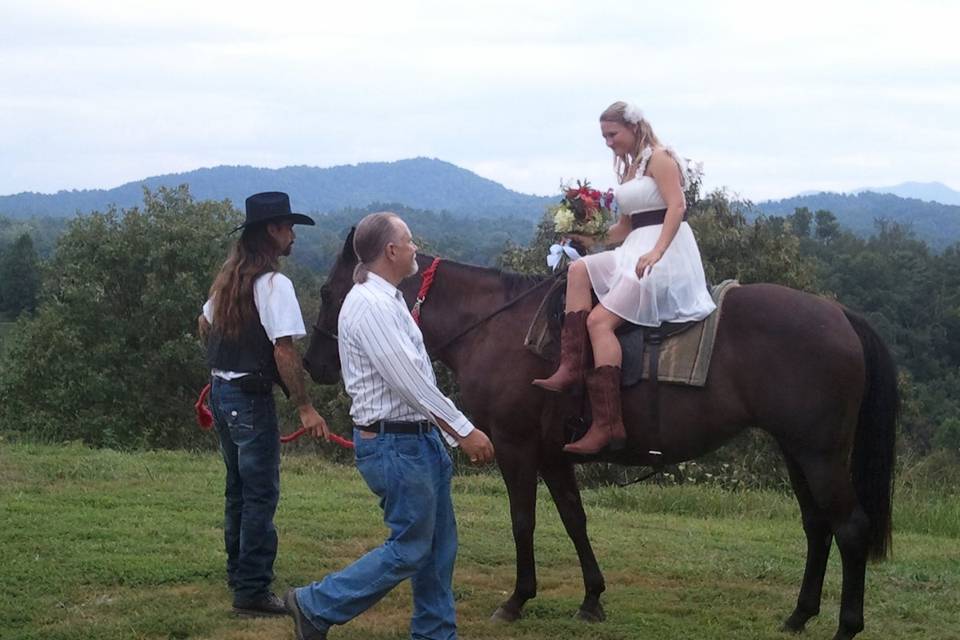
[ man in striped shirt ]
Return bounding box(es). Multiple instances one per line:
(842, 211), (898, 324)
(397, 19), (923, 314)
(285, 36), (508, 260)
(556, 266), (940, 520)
(286, 212), (494, 640)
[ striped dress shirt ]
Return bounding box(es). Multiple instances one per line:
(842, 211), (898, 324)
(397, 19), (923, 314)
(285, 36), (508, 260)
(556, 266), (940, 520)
(338, 272), (475, 447)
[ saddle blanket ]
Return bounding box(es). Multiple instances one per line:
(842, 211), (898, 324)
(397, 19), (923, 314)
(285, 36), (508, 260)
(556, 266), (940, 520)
(525, 278), (739, 388)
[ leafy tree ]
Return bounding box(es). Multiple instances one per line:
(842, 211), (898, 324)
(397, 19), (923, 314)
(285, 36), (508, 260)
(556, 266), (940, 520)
(498, 213), (557, 275)
(814, 209), (841, 242)
(0, 233), (40, 317)
(787, 207), (813, 238)
(689, 190), (816, 290)
(934, 417), (960, 453)
(0, 187), (241, 448)
(0, 215), (69, 258)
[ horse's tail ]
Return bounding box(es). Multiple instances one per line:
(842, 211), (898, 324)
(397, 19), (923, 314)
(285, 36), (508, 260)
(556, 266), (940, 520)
(844, 308), (899, 561)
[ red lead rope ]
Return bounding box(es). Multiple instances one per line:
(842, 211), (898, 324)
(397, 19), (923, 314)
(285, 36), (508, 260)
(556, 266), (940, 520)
(411, 258), (442, 325)
(194, 383), (354, 449)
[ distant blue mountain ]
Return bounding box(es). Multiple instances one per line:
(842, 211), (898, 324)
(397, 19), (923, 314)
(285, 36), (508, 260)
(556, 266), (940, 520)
(854, 181), (960, 206)
(0, 158), (554, 220)
(755, 191), (960, 250)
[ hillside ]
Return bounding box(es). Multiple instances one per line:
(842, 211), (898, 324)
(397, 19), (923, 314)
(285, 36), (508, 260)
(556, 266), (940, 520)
(755, 191), (960, 250)
(0, 158), (554, 220)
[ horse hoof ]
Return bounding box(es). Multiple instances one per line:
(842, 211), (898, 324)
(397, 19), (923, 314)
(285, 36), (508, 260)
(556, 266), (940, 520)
(575, 604), (605, 623)
(491, 606), (521, 623)
(780, 621), (804, 634)
(782, 609), (817, 634)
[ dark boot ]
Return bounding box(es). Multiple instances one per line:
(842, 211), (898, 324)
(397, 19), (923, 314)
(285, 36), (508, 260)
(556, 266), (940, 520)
(563, 366), (627, 455)
(284, 589), (328, 639)
(532, 310), (590, 392)
(232, 591), (287, 617)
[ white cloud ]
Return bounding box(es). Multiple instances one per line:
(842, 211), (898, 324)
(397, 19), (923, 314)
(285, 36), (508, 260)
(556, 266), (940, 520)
(1, 0), (958, 199)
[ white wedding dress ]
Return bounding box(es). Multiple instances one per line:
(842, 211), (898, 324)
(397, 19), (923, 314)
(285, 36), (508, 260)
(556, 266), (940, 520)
(581, 146), (716, 327)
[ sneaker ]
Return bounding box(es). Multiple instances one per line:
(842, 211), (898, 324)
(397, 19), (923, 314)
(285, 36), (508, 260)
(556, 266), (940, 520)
(232, 591), (287, 617)
(284, 588), (328, 639)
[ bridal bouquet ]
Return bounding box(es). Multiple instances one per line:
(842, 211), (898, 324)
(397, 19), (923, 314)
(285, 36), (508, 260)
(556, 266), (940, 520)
(550, 180), (614, 237)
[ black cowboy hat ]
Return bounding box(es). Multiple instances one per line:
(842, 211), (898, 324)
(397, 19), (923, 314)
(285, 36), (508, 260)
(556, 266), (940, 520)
(233, 191), (315, 233)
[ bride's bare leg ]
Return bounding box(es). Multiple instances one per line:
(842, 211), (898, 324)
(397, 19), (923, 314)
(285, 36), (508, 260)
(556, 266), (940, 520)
(565, 260), (593, 312)
(586, 305), (624, 367)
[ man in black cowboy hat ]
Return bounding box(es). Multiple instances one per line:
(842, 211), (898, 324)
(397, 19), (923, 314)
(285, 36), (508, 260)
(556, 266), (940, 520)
(199, 191), (330, 617)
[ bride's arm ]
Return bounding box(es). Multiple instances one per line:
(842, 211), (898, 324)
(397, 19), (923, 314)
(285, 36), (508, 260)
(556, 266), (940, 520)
(634, 150), (687, 277)
(603, 215), (632, 246)
(569, 214), (631, 251)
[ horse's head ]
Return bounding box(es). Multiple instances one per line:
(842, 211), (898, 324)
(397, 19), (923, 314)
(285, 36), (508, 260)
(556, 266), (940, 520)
(303, 228), (357, 385)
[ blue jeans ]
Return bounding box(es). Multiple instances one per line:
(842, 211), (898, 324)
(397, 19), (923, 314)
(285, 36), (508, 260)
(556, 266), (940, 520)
(296, 427), (457, 640)
(210, 377), (281, 603)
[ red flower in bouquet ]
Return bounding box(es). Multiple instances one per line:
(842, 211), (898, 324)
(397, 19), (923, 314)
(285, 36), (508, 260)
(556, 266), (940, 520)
(550, 179), (614, 236)
(563, 180), (612, 223)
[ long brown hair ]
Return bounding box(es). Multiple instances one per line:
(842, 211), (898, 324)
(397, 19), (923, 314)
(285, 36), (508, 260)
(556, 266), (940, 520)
(208, 224), (279, 338)
(599, 101), (662, 184)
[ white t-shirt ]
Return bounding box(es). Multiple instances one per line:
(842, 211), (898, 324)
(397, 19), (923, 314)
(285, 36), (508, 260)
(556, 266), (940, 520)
(203, 272), (307, 379)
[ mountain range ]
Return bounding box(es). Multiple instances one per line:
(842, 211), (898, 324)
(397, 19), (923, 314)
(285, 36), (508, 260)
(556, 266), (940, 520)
(2, 158), (959, 250)
(852, 181), (960, 206)
(0, 158), (554, 220)
(755, 191), (960, 250)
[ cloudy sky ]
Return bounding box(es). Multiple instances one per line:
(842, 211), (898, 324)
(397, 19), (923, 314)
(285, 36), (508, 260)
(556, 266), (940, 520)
(2, 0), (958, 201)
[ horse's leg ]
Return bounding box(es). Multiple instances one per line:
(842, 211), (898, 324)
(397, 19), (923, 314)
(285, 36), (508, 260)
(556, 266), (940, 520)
(540, 459), (606, 622)
(793, 452), (870, 640)
(490, 435), (541, 622)
(780, 452), (833, 633)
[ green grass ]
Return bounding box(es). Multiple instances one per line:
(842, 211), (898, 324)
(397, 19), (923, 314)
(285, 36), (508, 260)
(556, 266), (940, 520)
(1, 442), (958, 640)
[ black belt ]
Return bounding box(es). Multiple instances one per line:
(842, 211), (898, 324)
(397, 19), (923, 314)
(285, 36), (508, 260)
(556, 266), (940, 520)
(358, 420), (433, 434)
(630, 208), (687, 229)
(223, 373), (274, 394)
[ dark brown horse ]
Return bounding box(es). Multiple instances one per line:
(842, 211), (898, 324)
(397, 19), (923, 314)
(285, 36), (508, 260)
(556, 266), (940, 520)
(304, 230), (897, 640)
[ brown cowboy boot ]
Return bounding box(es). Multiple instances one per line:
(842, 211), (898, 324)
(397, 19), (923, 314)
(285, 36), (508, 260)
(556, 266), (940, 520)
(563, 365), (627, 455)
(532, 310), (590, 392)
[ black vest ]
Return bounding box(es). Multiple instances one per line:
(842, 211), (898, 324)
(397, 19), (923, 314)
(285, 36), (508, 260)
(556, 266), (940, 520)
(206, 315), (281, 387)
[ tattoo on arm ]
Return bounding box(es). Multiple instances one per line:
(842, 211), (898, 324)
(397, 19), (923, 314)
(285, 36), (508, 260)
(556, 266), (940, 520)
(198, 315), (210, 344)
(274, 337), (309, 407)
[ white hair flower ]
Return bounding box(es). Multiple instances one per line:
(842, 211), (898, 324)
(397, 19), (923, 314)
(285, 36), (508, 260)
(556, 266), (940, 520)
(623, 103), (644, 124)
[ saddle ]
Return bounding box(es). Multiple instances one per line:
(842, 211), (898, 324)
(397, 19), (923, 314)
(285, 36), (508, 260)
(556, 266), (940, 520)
(524, 276), (739, 388)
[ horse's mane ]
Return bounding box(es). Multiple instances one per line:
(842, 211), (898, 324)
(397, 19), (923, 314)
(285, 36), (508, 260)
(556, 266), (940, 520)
(499, 269), (550, 298)
(428, 256), (549, 299)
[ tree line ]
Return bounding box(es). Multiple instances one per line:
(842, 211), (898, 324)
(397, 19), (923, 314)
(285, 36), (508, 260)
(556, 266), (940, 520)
(0, 184), (957, 466)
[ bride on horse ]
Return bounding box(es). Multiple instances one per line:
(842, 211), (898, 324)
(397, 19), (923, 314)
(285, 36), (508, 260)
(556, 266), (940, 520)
(533, 101), (716, 455)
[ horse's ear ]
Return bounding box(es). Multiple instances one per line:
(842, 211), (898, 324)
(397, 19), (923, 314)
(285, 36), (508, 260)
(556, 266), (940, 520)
(342, 227), (356, 260)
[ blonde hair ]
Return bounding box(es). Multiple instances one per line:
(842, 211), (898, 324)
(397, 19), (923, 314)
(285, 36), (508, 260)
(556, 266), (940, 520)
(352, 211), (402, 283)
(600, 101), (661, 184)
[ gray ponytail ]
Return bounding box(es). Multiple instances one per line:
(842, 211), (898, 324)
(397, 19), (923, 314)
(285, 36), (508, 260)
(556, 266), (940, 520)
(352, 212), (401, 284)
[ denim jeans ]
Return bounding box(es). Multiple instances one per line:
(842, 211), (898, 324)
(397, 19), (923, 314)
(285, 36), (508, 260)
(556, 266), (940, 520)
(210, 377), (281, 604)
(296, 427), (457, 640)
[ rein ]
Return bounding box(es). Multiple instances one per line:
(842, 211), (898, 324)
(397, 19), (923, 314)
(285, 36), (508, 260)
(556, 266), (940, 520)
(422, 266), (561, 354)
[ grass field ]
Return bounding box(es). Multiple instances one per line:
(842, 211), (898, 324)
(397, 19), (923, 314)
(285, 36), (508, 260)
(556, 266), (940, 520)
(1, 442), (958, 640)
